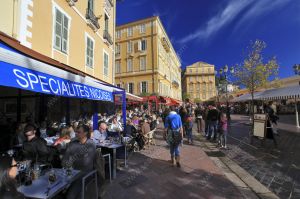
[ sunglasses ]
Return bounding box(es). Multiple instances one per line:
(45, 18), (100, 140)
(10, 163), (20, 168)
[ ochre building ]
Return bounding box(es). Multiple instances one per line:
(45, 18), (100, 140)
(0, 0), (116, 84)
(115, 16), (182, 101)
(183, 61), (216, 102)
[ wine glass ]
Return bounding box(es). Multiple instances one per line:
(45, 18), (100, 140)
(48, 169), (56, 185)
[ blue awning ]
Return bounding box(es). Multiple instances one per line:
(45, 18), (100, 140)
(0, 41), (120, 102)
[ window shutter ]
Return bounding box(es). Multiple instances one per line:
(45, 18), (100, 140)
(62, 16), (68, 53)
(146, 82), (148, 93)
(54, 9), (62, 49)
(138, 40), (142, 51)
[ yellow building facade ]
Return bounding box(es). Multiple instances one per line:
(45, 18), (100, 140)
(0, 0), (115, 84)
(115, 16), (182, 101)
(183, 62), (216, 102)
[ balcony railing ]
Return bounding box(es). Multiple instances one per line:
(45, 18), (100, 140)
(161, 37), (170, 52)
(103, 30), (113, 45)
(107, 0), (114, 6)
(86, 8), (100, 31)
(66, 0), (77, 6)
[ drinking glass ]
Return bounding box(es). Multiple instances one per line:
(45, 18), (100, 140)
(48, 169), (57, 185)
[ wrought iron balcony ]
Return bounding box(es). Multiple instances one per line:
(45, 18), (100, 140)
(66, 0), (77, 6)
(86, 8), (100, 31)
(161, 37), (170, 52)
(103, 30), (113, 45)
(107, 0), (114, 7)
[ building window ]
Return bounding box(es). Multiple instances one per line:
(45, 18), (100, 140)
(141, 81), (148, 93)
(116, 30), (121, 39)
(189, 69), (192, 73)
(128, 83), (134, 94)
(127, 59), (133, 72)
(140, 24), (146, 33)
(103, 51), (109, 76)
(189, 84), (193, 92)
(141, 39), (147, 51)
(115, 61), (120, 74)
(54, 8), (69, 53)
(197, 83), (200, 91)
(127, 27), (133, 37)
(140, 56), (146, 71)
(127, 41), (132, 53)
(104, 14), (109, 31)
(85, 35), (94, 68)
(115, 44), (120, 55)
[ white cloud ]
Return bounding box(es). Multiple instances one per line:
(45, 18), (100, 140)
(233, 0), (293, 32)
(178, 0), (254, 44)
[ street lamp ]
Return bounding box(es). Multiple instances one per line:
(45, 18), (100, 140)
(217, 65), (234, 119)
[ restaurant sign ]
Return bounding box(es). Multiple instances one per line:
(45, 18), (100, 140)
(0, 43), (113, 102)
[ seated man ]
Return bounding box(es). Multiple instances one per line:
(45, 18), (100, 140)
(62, 124), (96, 199)
(22, 123), (50, 164)
(92, 121), (108, 143)
(62, 124), (96, 171)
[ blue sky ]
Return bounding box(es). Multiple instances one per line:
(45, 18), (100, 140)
(116, 0), (300, 78)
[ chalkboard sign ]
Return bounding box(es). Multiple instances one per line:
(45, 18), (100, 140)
(253, 114), (267, 138)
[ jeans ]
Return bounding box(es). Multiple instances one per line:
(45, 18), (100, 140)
(208, 121), (218, 140)
(186, 128), (193, 142)
(170, 144), (180, 157)
(220, 130), (227, 146)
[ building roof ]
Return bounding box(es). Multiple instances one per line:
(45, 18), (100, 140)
(186, 61), (214, 68)
(116, 16), (158, 29)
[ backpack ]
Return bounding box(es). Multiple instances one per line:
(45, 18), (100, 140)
(166, 118), (182, 146)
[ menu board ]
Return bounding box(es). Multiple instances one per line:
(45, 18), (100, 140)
(253, 121), (265, 138)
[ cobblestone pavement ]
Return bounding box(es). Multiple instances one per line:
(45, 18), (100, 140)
(217, 114), (300, 199)
(103, 129), (251, 199)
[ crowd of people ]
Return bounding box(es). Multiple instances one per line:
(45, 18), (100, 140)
(0, 100), (279, 198)
(0, 107), (160, 198)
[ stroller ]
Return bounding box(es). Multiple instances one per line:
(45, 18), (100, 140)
(125, 125), (144, 152)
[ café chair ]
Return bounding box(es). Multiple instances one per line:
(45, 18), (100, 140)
(95, 148), (112, 182)
(81, 170), (98, 199)
(102, 153), (112, 183)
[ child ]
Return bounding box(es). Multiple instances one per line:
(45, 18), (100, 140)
(185, 114), (194, 144)
(219, 113), (228, 149)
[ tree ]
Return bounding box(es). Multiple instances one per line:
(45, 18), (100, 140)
(234, 40), (279, 131)
(182, 92), (191, 101)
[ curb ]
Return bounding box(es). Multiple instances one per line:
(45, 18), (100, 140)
(195, 134), (280, 199)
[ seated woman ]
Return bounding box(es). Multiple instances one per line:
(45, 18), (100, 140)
(108, 117), (123, 136)
(53, 127), (71, 149)
(0, 154), (24, 199)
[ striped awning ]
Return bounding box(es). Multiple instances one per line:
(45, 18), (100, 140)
(233, 85), (300, 102)
(257, 85), (300, 100)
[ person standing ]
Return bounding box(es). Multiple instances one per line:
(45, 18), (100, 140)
(164, 107), (183, 167)
(194, 105), (204, 134)
(206, 105), (219, 141)
(219, 113), (228, 149)
(185, 114), (194, 144)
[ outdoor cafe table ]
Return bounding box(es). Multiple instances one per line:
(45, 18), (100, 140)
(96, 142), (127, 179)
(18, 168), (81, 199)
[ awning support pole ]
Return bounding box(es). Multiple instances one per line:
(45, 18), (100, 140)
(113, 91), (127, 130)
(17, 89), (21, 122)
(295, 98), (300, 128)
(93, 101), (98, 131)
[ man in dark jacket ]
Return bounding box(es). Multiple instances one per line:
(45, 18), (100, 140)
(206, 106), (219, 140)
(22, 123), (50, 163)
